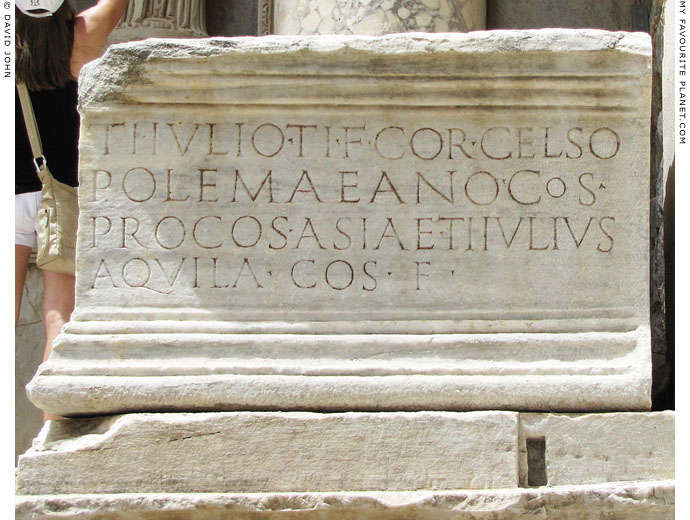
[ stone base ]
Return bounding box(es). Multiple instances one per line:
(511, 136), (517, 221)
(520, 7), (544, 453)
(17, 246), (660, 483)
(17, 412), (674, 494)
(15, 482), (675, 520)
(29, 324), (653, 415)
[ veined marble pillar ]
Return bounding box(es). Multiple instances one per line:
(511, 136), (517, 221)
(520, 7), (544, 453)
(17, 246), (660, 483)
(274, 0), (486, 35)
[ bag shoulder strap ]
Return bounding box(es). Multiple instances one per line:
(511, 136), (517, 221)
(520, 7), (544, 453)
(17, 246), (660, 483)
(16, 83), (46, 173)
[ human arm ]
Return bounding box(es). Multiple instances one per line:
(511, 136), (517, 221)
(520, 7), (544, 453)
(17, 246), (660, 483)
(70, 0), (129, 77)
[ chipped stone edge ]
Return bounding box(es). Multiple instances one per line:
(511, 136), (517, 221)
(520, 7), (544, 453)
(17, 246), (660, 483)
(80, 29), (651, 109)
(15, 481), (674, 519)
(93, 29), (651, 61)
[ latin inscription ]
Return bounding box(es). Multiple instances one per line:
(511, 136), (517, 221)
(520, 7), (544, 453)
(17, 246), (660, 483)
(80, 118), (623, 300)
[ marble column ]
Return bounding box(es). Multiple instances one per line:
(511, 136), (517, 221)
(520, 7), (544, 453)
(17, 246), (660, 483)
(274, 0), (486, 35)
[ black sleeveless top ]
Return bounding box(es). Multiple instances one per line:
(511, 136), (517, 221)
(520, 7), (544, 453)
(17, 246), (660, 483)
(15, 81), (80, 194)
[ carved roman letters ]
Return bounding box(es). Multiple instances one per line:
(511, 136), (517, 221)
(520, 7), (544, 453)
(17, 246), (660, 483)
(82, 119), (624, 298)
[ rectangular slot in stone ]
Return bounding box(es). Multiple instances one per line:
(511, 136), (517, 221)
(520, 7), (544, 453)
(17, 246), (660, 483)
(526, 437), (547, 487)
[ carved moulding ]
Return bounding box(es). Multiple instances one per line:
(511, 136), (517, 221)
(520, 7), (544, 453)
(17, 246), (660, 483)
(110, 0), (208, 44)
(258, 0), (274, 35)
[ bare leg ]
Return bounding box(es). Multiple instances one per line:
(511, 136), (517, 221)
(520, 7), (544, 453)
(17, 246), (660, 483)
(15, 245), (32, 326)
(42, 270), (76, 422)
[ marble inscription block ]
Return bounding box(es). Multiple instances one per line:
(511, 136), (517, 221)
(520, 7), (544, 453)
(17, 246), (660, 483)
(27, 31), (652, 415)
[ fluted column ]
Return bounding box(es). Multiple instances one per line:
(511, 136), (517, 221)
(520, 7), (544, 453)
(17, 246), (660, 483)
(110, 0), (208, 44)
(274, 0), (486, 35)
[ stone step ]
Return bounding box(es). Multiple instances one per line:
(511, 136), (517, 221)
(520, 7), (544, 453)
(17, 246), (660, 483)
(15, 481), (675, 520)
(16, 411), (673, 495)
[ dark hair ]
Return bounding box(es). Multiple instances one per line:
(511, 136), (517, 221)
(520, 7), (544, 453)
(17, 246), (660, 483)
(15, 2), (76, 91)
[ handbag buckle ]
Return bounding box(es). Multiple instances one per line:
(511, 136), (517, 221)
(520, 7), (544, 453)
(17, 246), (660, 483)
(33, 155), (47, 173)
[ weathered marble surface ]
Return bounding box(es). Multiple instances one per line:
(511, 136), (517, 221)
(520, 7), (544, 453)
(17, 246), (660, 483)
(27, 31), (653, 415)
(15, 482), (675, 520)
(275, 0), (486, 35)
(16, 412), (520, 494)
(15, 412), (674, 517)
(16, 412), (674, 494)
(15, 264), (46, 463)
(519, 412), (674, 486)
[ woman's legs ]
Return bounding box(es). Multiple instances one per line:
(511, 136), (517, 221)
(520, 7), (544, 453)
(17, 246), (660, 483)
(15, 245), (32, 326)
(16, 192), (41, 325)
(16, 192), (72, 421)
(41, 270), (76, 422)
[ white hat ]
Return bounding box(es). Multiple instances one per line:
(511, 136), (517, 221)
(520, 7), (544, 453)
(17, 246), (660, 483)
(16, 0), (65, 18)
